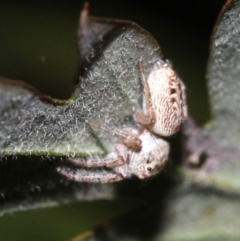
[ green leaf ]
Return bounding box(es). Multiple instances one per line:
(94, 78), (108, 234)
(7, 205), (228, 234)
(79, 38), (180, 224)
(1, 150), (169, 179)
(207, 0), (240, 149)
(2, 2), (240, 241)
(0, 6), (164, 214)
(200, 0), (240, 194)
(0, 12), (162, 157)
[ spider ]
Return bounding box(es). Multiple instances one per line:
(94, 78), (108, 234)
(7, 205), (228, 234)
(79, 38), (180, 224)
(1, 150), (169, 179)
(56, 60), (187, 183)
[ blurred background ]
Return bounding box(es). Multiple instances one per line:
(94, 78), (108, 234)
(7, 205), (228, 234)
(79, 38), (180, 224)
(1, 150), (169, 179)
(0, 0), (226, 240)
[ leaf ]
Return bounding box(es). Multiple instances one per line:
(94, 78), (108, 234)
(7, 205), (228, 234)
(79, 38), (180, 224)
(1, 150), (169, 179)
(198, 0), (240, 193)
(0, 11), (163, 157)
(207, 0), (240, 149)
(0, 5), (164, 214)
(2, 2), (240, 241)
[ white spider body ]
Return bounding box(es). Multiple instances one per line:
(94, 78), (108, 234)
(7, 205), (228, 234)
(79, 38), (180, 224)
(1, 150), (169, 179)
(57, 130), (169, 183)
(114, 130), (169, 180)
(146, 61), (187, 136)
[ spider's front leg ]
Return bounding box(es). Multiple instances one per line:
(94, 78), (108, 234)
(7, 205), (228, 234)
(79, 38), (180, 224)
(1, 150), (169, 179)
(65, 143), (128, 169)
(56, 167), (125, 183)
(56, 142), (130, 183)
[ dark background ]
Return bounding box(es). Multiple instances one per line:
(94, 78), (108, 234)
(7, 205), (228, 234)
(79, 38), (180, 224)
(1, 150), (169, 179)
(0, 0), (226, 240)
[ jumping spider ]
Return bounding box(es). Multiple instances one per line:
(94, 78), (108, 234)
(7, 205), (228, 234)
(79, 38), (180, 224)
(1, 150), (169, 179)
(57, 60), (187, 183)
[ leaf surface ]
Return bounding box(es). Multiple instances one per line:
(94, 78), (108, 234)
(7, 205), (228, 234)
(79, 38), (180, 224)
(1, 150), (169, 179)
(0, 7), (164, 214)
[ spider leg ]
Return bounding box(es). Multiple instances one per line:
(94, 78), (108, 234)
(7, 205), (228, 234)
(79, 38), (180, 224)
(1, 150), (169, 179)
(135, 61), (156, 126)
(67, 154), (125, 168)
(64, 143), (129, 169)
(89, 122), (141, 150)
(56, 167), (124, 183)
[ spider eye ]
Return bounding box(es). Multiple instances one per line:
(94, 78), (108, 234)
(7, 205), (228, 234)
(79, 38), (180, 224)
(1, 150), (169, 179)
(147, 167), (152, 171)
(147, 158), (152, 164)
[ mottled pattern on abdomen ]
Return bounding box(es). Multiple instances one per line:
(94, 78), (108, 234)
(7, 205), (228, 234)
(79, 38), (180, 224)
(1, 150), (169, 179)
(147, 63), (187, 136)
